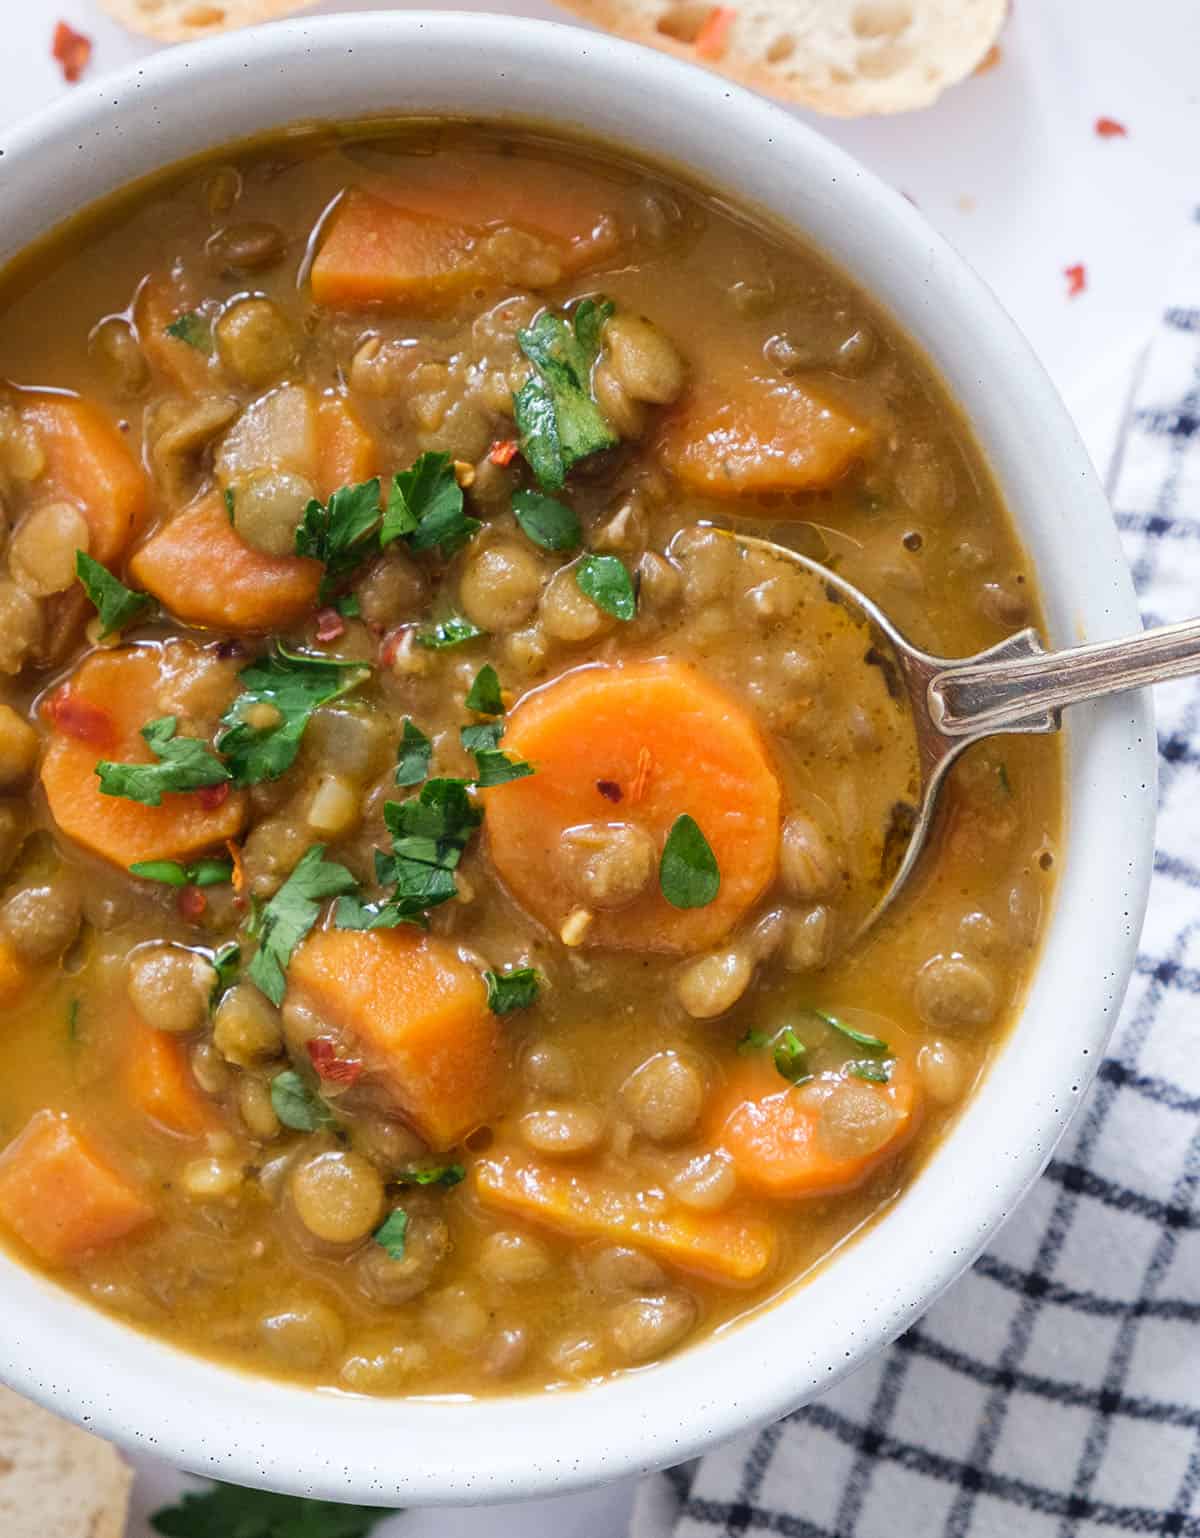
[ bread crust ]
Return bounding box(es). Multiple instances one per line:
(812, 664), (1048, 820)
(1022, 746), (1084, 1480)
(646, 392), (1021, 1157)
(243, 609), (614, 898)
(99, 0), (319, 44)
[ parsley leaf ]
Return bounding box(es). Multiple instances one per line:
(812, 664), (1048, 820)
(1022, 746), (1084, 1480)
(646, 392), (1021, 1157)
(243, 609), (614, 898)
(210, 941), (240, 1008)
(575, 553), (636, 620)
(484, 966), (541, 1015)
(398, 1164), (465, 1188)
(737, 1027), (770, 1054)
(249, 845), (359, 1005)
(848, 1060), (892, 1084)
(465, 663), (504, 717)
(659, 814), (720, 909)
(164, 311), (211, 353)
(75, 551), (151, 637)
(373, 1209), (409, 1260)
(472, 748), (534, 788)
(381, 452), (480, 557)
(150, 1481), (396, 1538)
(96, 717), (230, 807)
(129, 858), (232, 887)
(395, 718), (433, 787)
(512, 489), (582, 552)
(513, 298), (617, 491)
(774, 1027), (812, 1085)
(269, 1069), (335, 1133)
(816, 1010), (890, 1054)
(295, 478), (382, 601)
(217, 646), (370, 787)
(417, 615), (485, 650)
(460, 720), (503, 753)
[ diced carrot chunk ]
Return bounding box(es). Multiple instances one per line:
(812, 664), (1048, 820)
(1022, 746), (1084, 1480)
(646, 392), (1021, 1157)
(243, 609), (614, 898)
(0, 939), (31, 1007)
(0, 1110), (154, 1265)
(287, 927), (501, 1151)
(135, 273), (212, 394)
(316, 394), (378, 498)
(22, 394), (149, 563)
(311, 191), (482, 311)
(659, 374), (872, 497)
(473, 1148), (775, 1285)
(125, 1016), (217, 1138)
(130, 494), (321, 633)
(40, 643), (247, 869)
(485, 659), (780, 954)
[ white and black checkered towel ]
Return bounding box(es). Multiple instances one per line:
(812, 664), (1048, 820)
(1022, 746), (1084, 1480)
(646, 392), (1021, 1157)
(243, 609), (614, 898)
(633, 210), (1200, 1538)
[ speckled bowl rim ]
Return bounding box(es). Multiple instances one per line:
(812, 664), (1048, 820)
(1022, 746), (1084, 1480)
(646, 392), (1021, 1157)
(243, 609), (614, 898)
(0, 12), (1155, 1506)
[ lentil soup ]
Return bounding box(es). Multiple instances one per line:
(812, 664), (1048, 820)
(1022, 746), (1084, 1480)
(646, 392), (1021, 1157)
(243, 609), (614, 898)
(0, 122), (1060, 1396)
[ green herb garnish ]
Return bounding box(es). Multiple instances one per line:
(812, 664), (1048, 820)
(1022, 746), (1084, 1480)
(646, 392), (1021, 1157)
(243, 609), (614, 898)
(67, 998), (81, 1046)
(774, 1027), (812, 1085)
(513, 297), (617, 491)
(512, 489), (583, 551)
(848, 1060), (892, 1084)
(96, 717), (230, 807)
(249, 845), (359, 1005)
(398, 1164), (465, 1188)
(395, 718), (433, 787)
(372, 1209), (409, 1261)
(210, 941), (240, 1008)
(472, 748), (534, 788)
(269, 1068), (335, 1133)
(164, 311), (212, 353)
(465, 663), (504, 717)
(129, 857), (233, 888)
(217, 645), (370, 787)
(223, 486), (236, 521)
(295, 477), (382, 601)
(382, 451), (479, 557)
(75, 551), (151, 638)
(417, 615), (485, 650)
(151, 1481), (396, 1538)
(460, 720), (503, 753)
(816, 1010), (889, 1054)
(997, 762), (1012, 795)
(484, 967), (541, 1015)
(335, 592), (361, 618)
(659, 814), (720, 909)
(737, 1028), (769, 1054)
(575, 553), (636, 621)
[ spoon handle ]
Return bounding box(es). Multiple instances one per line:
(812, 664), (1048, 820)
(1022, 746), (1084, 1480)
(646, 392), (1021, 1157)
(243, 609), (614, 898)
(928, 616), (1200, 736)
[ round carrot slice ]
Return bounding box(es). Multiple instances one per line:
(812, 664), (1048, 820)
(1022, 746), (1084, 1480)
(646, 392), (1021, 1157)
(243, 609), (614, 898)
(485, 658), (781, 954)
(40, 643), (247, 869)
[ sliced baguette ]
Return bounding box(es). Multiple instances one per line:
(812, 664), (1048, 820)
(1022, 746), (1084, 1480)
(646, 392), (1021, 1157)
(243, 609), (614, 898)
(0, 1385), (132, 1538)
(98, 0), (318, 43)
(556, 0), (1007, 115)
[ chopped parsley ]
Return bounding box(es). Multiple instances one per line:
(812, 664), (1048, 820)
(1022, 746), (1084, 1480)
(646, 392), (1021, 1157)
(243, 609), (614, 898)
(164, 310), (212, 353)
(737, 1027), (770, 1054)
(774, 1027), (812, 1085)
(381, 451), (480, 558)
(513, 297), (617, 491)
(416, 615), (485, 649)
(96, 717), (230, 807)
(129, 857), (232, 887)
(472, 747), (534, 788)
(511, 489), (582, 552)
(269, 1069), (335, 1133)
(484, 966), (541, 1015)
(223, 485), (236, 521)
(150, 1482), (396, 1538)
(398, 1164), (465, 1188)
(248, 845), (359, 1006)
(848, 1060), (892, 1084)
(209, 940), (240, 1008)
(217, 645), (370, 787)
(75, 551), (151, 637)
(575, 553), (636, 620)
(295, 477), (382, 601)
(395, 718), (433, 787)
(460, 720), (503, 753)
(659, 814), (720, 909)
(816, 1010), (890, 1054)
(465, 663), (504, 717)
(372, 1209), (409, 1261)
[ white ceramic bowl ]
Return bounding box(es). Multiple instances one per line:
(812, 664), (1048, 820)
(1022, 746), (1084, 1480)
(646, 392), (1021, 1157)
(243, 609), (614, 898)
(0, 12), (1155, 1505)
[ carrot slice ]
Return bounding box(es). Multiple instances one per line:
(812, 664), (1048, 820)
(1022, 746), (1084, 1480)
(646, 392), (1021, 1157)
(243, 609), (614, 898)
(135, 272), (212, 394)
(710, 1060), (919, 1198)
(311, 191), (483, 311)
(287, 927), (501, 1151)
(130, 493), (321, 633)
(0, 1110), (154, 1265)
(40, 643), (247, 869)
(22, 393), (149, 564)
(316, 393), (378, 498)
(659, 374), (872, 497)
(125, 1015), (217, 1138)
(473, 1148), (775, 1285)
(485, 660), (781, 954)
(0, 939), (32, 1007)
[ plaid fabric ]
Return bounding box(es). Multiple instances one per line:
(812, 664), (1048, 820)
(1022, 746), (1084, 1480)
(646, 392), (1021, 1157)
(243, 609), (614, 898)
(632, 210), (1200, 1538)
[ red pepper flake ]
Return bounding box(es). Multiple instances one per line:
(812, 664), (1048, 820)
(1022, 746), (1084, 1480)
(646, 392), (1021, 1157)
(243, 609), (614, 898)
(178, 886), (207, 922)
(974, 42), (1002, 76)
(196, 781), (231, 811)
(307, 1036), (363, 1087)
(42, 686), (117, 749)
(488, 439), (520, 467)
(380, 626), (409, 668)
(52, 21), (92, 84)
(596, 779), (623, 803)
(694, 6), (736, 60)
(315, 607), (346, 644)
(629, 746), (653, 804)
(1064, 263), (1087, 298)
(1095, 116), (1128, 139)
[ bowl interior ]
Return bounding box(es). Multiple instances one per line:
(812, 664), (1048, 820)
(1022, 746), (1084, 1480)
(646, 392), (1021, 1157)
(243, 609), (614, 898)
(0, 11), (1155, 1504)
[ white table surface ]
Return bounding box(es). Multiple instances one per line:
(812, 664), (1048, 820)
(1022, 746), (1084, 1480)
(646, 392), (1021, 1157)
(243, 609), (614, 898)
(3, 2), (1197, 1533)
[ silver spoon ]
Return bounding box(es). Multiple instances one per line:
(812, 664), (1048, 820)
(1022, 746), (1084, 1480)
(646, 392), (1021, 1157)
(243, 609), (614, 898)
(721, 530), (1175, 934)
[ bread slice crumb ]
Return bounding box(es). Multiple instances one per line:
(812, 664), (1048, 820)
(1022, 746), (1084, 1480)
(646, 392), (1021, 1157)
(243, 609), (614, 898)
(99, 0), (319, 44)
(0, 1385), (132, 1538)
